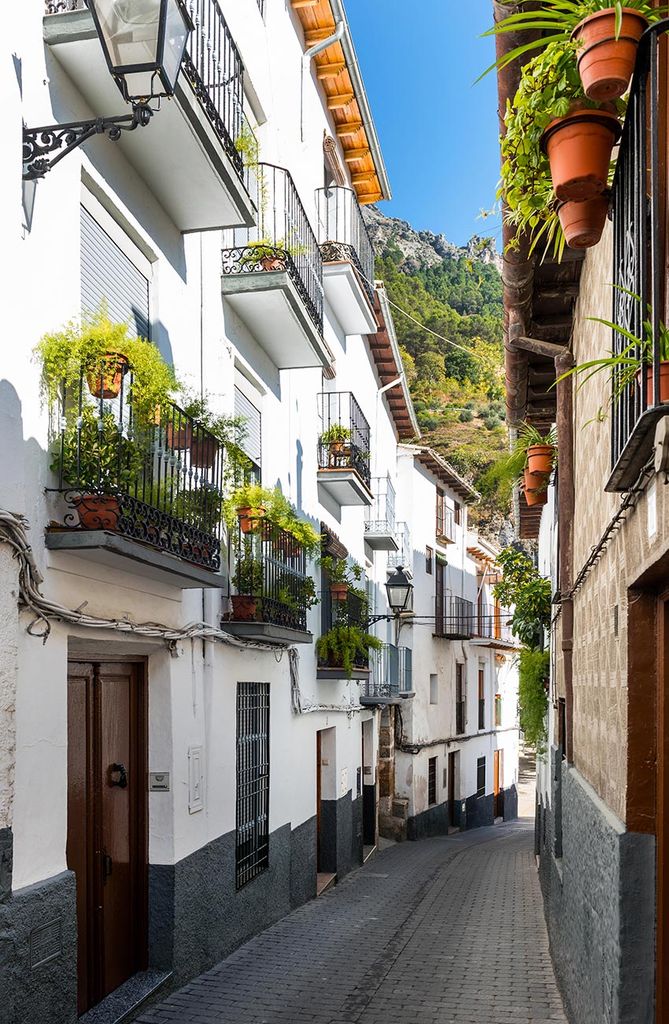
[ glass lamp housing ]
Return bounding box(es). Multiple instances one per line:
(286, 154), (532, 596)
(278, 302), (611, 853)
(385, 566), (413, 614)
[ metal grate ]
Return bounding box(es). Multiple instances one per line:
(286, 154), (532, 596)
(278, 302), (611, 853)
(428, 757), (437, 806)
(388, 521), (410, 570)
(476, 756), (486, 798)
(362, 645), (412, 701)
(435, 596), (475, 639)
(318, 391), (371, 487)
(455, 663), (466, 736)
(315, 186), (376, 303)
(236, 682), (270, 889)
(365, 476), (396, 537)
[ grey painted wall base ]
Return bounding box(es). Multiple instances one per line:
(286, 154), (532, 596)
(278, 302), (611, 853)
(464, 792), (494, 830)
(407, 786), (514, 841)
(320, 790), (364, 879)
(502, 784), (518, 821)
(0, 869), (78, 1024)
(539, 757), (655, 1024)
(407, 800), (451, 840)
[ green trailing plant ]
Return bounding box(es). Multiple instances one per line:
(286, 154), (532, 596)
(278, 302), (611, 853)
(318, 556), (363, 588)
(483, 0), (667, 75)
(239, 237), (308, 267)
(320, 424), (352, 445)
(234, 120), (259, 168)
(518, 648), (550, 753)
(232, 551), (264, 595)
(53, 406), (143, 492)
(224, 484), (321, 554)
(316, 625), (382, 679)
(493, 547), (552, 648)
(179, 391), (252, 488)
(35, 307), (179, 422)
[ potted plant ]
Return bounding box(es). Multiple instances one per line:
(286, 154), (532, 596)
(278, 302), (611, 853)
(541, 103), (621, 202)
(523, 470), (550, 508)
(177, 393), (251, 475)
(225, 483), (271, 534)
(319, 556), (363, 602)
(320, 423), (352, 465)
(522, 424), (558, 476)
(240, 239), (288, 272)
(231, 552), (264, 620)
(557, 193), (610, 249)
(316, 624), (382, 679)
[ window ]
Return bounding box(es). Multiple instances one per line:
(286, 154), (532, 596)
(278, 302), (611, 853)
(455, 663), (465, 735)
(428, 756), (437, 805)
(236, 682), (270, 889)
(80, 204), (150, 337)
(476, 756), (486, 798)
(425, 545), (433, 575)
(234, 385), (262, 482)
(494, 693), (502, 727)
(436, 487), (445, 538)
(453, 501), (462, 526)
(429, 673), (438, 705)
(478, 668), (485, 730)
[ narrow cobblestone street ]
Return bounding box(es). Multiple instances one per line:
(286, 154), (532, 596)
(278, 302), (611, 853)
(139, 816), (566, 1024)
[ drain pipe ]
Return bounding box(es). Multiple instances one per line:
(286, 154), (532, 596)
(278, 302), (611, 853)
(555, 349), (575, 763)
(301, 21), (344, 142)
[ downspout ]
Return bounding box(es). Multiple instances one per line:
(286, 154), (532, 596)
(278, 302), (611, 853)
(301, 21), (345, 142)
(555, 349), (575, 763)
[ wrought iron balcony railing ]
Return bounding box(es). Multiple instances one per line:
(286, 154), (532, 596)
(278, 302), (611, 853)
(318, 391), (371, 487)
(48, 376), (225, 571)
(44, 0), (246, 186)
(362, 644), (413, 702)
(319, 588), (369, 671)
(230, 518), (310, 632)
(365, 476), (396, 537)
(222, 163), (324, 336)
(474, 606), (515, 644)
(435, 597), (475, 640)
(388, 521), (411, 570)
(608, 20), (669, 491)
(315, 186), (376, 303)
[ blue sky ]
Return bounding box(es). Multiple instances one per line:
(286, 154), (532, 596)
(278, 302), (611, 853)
(345, 0), (502, 248)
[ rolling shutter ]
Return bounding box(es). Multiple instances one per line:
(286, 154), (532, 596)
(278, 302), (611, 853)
(80, 205), (150, 339)
(234, 386), (262, 467)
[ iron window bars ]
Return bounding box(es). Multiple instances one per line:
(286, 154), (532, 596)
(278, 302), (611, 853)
(388, 521), (410, 570)
(435, 596), (475, 640)
(365, 476), (396, 537)
(222, 163), (324, 336)
(48, 372), (225, 570)
(455, 665), (466, 735)
(476, 756), (486, 798)
(236, 681), (270, 889)
(44, 0), (246, 185)
(230, 517), (310, 632)
(608, 20), (669, 491)
(318, 391), (371, 488)
(315, 186), (376, 303)
(362, 644), (412, 701)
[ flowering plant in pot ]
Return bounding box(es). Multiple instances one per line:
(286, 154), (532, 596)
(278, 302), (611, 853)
(230, 552), (264, 620)
(316, 625), (382, 679)
(177, 392), (251, 478)
(319, 556), (363, 602)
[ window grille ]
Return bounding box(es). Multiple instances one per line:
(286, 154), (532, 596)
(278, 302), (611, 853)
(476, 756), (486, 798)
(236, 682), (270, 888)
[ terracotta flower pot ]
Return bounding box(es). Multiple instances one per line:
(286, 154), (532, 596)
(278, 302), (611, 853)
(526, 443), (555, 476)
(165, 420), (193, 451)
(636, 361), (669, 405)
(86, 351), (129, 400)
(261, 255), (286, 272)
(231, 594), (258, 621)
(558, 194), (610, 249)
(238, 505), (266, 534)
(541, 109), (621, 202)
(572, 8), (648, 102)
(73, 494), (120, 530)
(523, 469), (548, 508)
(190, 435), (217, 469)
(330, 582), (349, 602)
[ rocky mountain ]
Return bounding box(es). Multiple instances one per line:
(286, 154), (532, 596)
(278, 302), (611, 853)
(362, 205), (502, 275)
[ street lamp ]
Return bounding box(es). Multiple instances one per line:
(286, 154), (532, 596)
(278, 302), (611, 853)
(23, 0), (193, 181)
(385, 566), (413, 615)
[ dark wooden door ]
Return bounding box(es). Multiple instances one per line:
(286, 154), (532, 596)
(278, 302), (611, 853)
(658, 601), (669, 1022)
(316, 731), (322, 871)
(448, 751), (456, 825)
(67, 662), (147, 1014)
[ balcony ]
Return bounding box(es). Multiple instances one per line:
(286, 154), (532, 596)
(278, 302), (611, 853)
(45, 383), (226, 588)
(222, 518), (313, 645)
(607, 21), (669, 491)
(471, 606), (516, 649)
(388, 522), (411, 571)
(364, 477), (399, 551)
(315, 186), (377, 336)
(435, 597), (475, 640)
(436, 498), (455, 546)
(221, 164), (331, 370)
(361, 645), (414, 705)
(317, 392), (372, 506)
(43, 0), (255, 232)
(317, 589), (369, 680)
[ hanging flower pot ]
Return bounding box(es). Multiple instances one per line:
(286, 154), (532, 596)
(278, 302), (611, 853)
(73, 494), (120, 530)
(523, 469), (548, 508)
(636, 362), (669, 406)
(526, 443), (556, 477)
(330, 582), (349, 602)
(238, 505), (266, 534)
(558, 194), (610, 249)
(165, 420), (193, 451)
(572, 8), (648, 102)
(541, 108), (621, 202)
(86, 351), (129, 400)
(190, 435), (217, 469)
(231, 594), (258, 621)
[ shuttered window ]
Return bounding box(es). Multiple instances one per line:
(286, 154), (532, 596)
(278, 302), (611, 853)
(80, 205), (150, 339)
(234, 386), (262, 469)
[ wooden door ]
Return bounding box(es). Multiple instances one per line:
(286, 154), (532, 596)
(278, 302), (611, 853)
(448, 751), (456, 826)
(67, 662), (147, 1014)
(493, 750), (502, 818)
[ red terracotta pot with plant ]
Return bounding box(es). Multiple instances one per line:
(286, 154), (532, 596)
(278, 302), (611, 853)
(541, 107), (621, 202)
(526, 444), (556, 476)
(523, 470), (549, 508)
(86, 351), (129, 400)
(73, 494), (120, 530)
(572, 8), (648, 102)
(330, 581), (349, 602)
(190, 435), (217, 470)
(165, 420), (193, 451)
(231, 594), (258, 621)
(637, 362), (669, 406)
(558, 193), (610, 249)
(238, 506), (266, 534)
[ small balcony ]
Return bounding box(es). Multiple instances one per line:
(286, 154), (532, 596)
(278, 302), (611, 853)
(315, 186), (377, 336)
(221, 164), (331, 370)
(223, 518), (313, 645)
(361, 645), (414, 705)
(43, 0), (255, 232)
(364, 477), (399, 551)
(472, 606), (516, 648)
(607, 23), (669, 491)
(317, 589), (370, 680)
(436, 499), (455, 546)
(388, 521), (411, 571)
(435, 597), (475, 640)
(45, 383), (226, 588)
(317, 392), (372, 507)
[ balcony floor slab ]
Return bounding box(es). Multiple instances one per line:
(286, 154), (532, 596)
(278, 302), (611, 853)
(322, 260), (377, 336)
(364, 531), (399, 551)
(317, 667), (370, 681)
(317, 469), (373, 507)
(222, 622), (313, 645)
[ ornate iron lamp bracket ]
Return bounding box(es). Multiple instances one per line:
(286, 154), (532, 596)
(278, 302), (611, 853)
(22, 102), (153, 181)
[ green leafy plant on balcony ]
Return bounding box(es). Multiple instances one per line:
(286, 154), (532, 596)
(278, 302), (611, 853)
(493, 547), (552, 649)
(320, 424), (351, 445)
(232, 551), (264, 595)
(316, 624), (382, 679)
(53, 405), (144, 492)
(179, 391), (252, 489)
(239, 237), (308, 270)
(518, 648), (550, 754)
(224, 483), (322, 554)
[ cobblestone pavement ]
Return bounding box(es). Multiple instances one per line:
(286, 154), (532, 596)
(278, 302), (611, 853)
(138, 822), (566, 1024)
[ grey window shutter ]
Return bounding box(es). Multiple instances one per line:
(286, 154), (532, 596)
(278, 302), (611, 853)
(80, 205), (150, 339)
(234, 386), (262, 466)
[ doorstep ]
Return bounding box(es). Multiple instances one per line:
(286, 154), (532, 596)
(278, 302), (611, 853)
(79, 970), (172, 1024)
(316, 872), (336, 896)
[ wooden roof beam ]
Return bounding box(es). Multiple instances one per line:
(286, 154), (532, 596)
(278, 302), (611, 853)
(336, 122), (362, 138)
(327, 93), (355, 110)
(316, 61), (346, 79)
